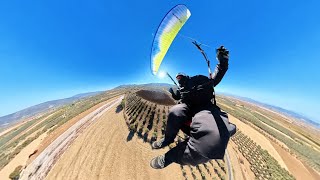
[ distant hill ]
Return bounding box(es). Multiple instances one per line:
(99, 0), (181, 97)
(258, 102), (320, 128)
(0, 91), (103, 127)
(221, 93), (320, 128)
(0, 83), (174, 129)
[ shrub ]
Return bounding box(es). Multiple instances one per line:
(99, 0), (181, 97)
(121, 99), (125, 108)
(9, 165), (23, 180)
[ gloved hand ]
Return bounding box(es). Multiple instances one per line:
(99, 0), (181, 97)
(168, 87), (174, 94)
(216, 46), (229, 63)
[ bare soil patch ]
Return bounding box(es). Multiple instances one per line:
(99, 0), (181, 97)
(0, 133), (47, 180)
(29, 96), (121, 163)
(228, 115), (288, 170)
(136, 90), (175, 106)
(227, 144), (244, 180)
(270, 141), (316, 180)
(229, 141), (255, 180)
(255, 111), (320, 152)
(20, 97), (123, 179)
(46, 99), (183, 180)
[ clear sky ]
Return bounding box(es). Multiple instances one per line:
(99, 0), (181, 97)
(0, 1), (319, 123)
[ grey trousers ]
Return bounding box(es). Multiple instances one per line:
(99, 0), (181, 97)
(164, 103), (232, 166)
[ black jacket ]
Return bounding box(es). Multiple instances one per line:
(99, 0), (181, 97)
(171, 60), (228, 107)
(170, 60), (236, 158)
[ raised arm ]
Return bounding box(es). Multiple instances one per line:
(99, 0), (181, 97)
(210, 46), (229, 87)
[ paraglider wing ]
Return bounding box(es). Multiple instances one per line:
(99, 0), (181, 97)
(151, 4), (191, 75)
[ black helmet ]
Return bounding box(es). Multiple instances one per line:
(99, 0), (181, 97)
(176, 72), (188, 85)
(176, 72), (187, 79)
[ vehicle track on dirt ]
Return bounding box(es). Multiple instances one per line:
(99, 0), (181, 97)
(20, 96), (124, 180)
(45, 96), (183, 180)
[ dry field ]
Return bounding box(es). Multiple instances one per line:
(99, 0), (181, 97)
(2, 88), (319, 180)
(0, 90), (125, 180)
(227, 141), (255, 180)
(228, 114), (288, 170)
(47, 90), (228, 180)
(46, 99), (183, 180)
(20, 97), (124, 180)
(270, 140), (317, 180)
(217, 95), (320, 180)
(0, 133), (47, 179)
(46, 90), (317, 180)
(30, 95), (122, 163)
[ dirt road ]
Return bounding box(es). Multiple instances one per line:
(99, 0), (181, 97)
(45, 98), (183, 180)
(225, 152), (233, 180)
(20, 96), (124, 180)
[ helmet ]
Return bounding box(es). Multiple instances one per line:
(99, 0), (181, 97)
(175, 72), (188, 85)
(176, 72), (187, 79)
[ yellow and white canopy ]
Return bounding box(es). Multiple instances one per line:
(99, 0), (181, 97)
(151, 4), (191, 75)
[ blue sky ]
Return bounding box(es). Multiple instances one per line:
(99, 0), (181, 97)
(0, 0), (319, 123)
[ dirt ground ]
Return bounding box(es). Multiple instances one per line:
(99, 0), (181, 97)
(255, 110), (320, 152)
(46, 101), (183, 180)
(20, 97), (124, 180)
(228, 114), (288, 170)
(227, 144), (245, 180)
(236, 97), (320, 142)
(220, 96), (320, 179)
(0, 115), (40, 138)
(1, 112), (54, 150)
(0, 133), (47, 180)
(136, 90), (175, 106)
(270, 141), (319, 180)
(0, 121), (26, 138)
(10, 93), (318, 180)
(228, 141), (255, 180)
(0, 96), (122, 180)
(29, 96), (121, 163)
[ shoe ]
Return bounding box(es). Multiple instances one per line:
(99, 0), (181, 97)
(150, 155), (167, 169)
(151, 138), (167, 149)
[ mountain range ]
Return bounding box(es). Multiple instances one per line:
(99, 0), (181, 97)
(2, 83), (319, 131)
(222, 93), (320, 128)
(0, 91), (103, 128)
